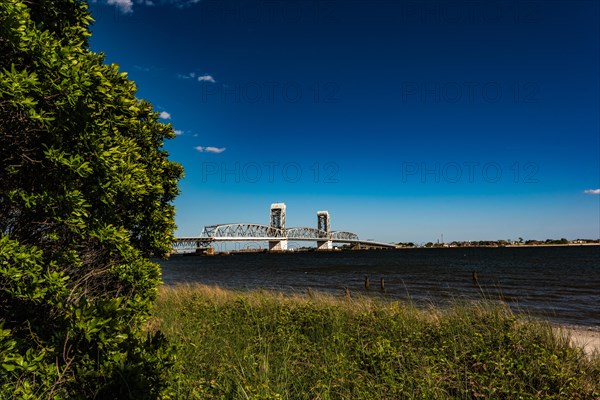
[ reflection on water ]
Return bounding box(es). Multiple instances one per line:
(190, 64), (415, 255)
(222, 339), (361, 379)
(158, 246), (600, 328)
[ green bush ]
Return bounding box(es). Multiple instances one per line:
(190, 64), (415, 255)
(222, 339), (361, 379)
(0, 0), (182, 397)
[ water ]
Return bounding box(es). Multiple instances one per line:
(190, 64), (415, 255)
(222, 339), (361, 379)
(158, 246), (600, 328)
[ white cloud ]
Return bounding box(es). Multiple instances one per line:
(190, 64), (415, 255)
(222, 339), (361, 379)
(159, 111), (171, 119)
(107, 0), (133, 13)
(174, 130), (184, 136)
(108, 0), (204, 12)
(195, 146), (226, 154)
(178, 72), (215, 82)
(173, 0), (203, 8)
(584, 189), (600, 195)
(198, 74), (216, 83)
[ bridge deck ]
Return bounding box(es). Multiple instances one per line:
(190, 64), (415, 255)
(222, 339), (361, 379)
(173, 237), (395, 248)
(174, 222), (394, 250)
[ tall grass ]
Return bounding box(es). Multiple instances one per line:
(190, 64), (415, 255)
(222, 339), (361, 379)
(151, 284), (600, 399)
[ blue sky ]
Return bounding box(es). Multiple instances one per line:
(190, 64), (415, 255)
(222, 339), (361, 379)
(88, 0), (599, 244)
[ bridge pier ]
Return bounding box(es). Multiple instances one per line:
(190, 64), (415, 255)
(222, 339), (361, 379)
(196, 247), (214, 255)
(316, 240), (332, 250)
(269, 239), (288, 251)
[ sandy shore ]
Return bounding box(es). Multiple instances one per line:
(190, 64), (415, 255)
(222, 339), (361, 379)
(556, 326), (600, 357)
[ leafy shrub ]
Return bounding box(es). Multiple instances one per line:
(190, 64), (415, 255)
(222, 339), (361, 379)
(0, 0), (182, 397)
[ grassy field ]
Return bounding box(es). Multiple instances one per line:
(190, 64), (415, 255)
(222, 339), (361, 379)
(151, 284), (600, 399)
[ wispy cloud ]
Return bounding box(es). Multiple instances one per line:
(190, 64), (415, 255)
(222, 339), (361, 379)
(178, 72), (216, 83)
(172, 0), (203, 8)
(198, 74), (216, 83)
(584, 189), (600, 195)
(107, 0), (133, 13)
(159, 111), (171, 119)
(174, 130), (184, 136)
(106, 0), (201, 13)
(195, 146), (226, 154)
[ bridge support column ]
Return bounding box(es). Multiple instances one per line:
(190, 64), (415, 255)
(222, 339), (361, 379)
(316, 210), (332, 250)
(269, 239), (288, 251)
(316, 240), (332, 250)
(269, 203), (287, 251)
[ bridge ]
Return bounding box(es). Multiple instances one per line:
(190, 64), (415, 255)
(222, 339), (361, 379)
(173, 203), (395, 253)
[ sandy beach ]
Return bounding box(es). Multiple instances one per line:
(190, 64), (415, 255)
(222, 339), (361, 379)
(558, 326), (600, 357)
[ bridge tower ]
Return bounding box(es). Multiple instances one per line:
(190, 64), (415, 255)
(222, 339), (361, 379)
(269, 203), (288, 251)
(316, 210), (333, 250)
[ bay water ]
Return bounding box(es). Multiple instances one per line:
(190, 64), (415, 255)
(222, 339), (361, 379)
(158, 246), (599, 328)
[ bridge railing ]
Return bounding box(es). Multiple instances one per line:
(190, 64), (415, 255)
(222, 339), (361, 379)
(286, 227), (328, 239)
(331, 231), (360, 241)
(172, 238), (213, 251)
(195, 224), (361, 241)
(202, 223), (286, 238)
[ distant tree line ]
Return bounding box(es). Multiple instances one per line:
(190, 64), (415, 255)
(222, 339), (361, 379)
(398, 239), (599, 248)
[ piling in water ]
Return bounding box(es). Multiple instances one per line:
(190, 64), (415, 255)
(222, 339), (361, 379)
(365, 276), (370, 290)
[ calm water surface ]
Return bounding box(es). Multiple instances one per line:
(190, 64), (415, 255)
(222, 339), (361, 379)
(158, 246), (600, 328)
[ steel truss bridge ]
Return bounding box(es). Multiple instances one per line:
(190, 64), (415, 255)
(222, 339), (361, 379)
(174, 203), (395, 253)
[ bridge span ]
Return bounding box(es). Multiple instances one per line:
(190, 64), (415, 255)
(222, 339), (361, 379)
(173, 203), (395, 253)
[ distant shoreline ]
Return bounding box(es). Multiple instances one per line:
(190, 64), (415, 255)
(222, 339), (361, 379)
(172, 243), (600, 256)
(506, 243), (600, 247)
(396, 243), (600, 249)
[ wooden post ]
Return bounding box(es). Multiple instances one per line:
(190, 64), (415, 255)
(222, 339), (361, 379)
(380, 278), (385, 291)
(344, 287), (351, 299)
(364, 276), (370, 290)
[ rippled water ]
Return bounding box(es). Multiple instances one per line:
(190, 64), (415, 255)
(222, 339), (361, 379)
(158, 246), (600, 328)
